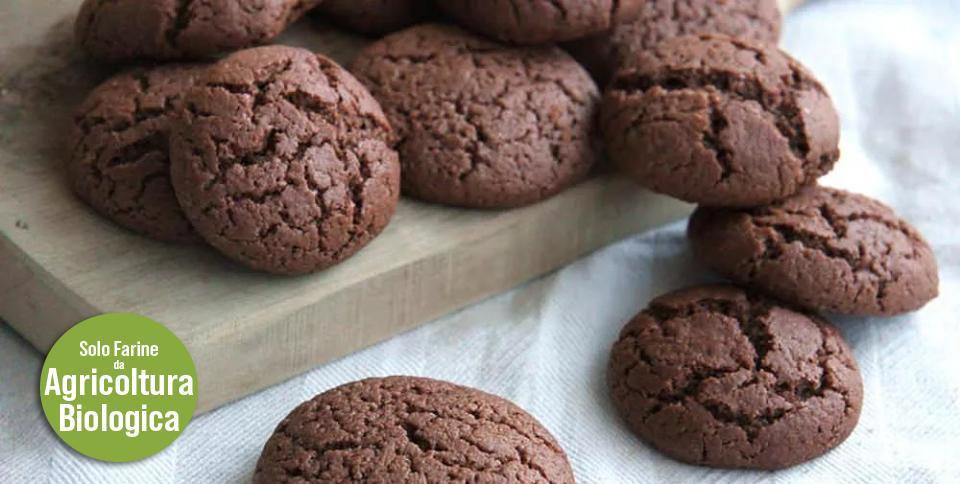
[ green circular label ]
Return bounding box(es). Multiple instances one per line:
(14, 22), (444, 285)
(40, 313), (198, 462)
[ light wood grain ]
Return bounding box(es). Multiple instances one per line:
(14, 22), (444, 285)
(0, 0), (804, 413)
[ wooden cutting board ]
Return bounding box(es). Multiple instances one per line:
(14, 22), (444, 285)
(0, 0), (802, 413)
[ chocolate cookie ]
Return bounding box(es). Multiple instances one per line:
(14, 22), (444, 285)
(601, 35), (840, 207)
(688, 186), (940, 315)
(170, 46), (400, 275)
(351, 24), (599, 209)
(254, 376), (575, 483)
(69, 64), (206, 243)
(313, 0), (428, 36)
(608, 285), (863, 470)
(75, 0), (320, 62)
(566, 0), (782, 85)
(438, 0), (643, 45)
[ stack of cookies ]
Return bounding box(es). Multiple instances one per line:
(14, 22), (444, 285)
(64, 0), (940, 480)
(590, 0), (941, 474)
(71, 0), (410, 276)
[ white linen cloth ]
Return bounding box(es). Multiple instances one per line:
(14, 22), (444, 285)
(2, 1), (959, 482)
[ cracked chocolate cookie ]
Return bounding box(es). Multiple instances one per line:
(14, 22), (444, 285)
(601, 35), (840, 207)
(70, 64), (206, 243)
(254, 376), (575, 483)
(351, 24), (599, 209)
(169, 46), (400, 275)
(608, 285), (863, 470)
(566, 0), (782, 85)
(313, 0), (428, 36)
(688, 186), (940, 315)
(75, 0), (320, 62)
(438, 0), (643, 45)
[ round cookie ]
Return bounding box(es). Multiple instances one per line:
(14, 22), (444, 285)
(351, 24), (599, 209)
(254, 376), (575, 483)
(438, 0), (644, 45)
(601, 34), (840, 207)
(170, 46), (400, 275)
(608, 285), (863, 470)
(70, 64), (206, 243)
(688, 186), (940, 315)
(566, 0), (782, 85)
(75, 0), (320, 62)
(313, 0), (428, 36)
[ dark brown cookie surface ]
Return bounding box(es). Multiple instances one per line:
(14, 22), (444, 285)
(438, 0), (643, 45)
(313, 0), (428, 36)
(602, 35), (839, 207)
(351, 24), (599, 209)
(76, 0), (319, 62)
(170, 46), (400, 275)
(608, 285), (863, 470)
(566, 0), (782, 85)
(254, 376), (575, 483)
(70, 64), (206, 243)
(689, 186), (940, 315)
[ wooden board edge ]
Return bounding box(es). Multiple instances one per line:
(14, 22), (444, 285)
(188, 192), (692, 412)
(0, 231), (99, 351)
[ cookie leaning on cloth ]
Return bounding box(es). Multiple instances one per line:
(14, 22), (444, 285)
(688, 185), (940, 316)
(608, 285), (863, 470)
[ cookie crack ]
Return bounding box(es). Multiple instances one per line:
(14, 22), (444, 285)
(644, 296), (773, 371)
(703, 101), (734, 184)
(208, 57), (294, 110)
(400, 421), (433, 452)
(697, 400), (785, 443)
(752, 219), (889, 282)
(103, 132), (167, 168)
(610, 46), (822, 167)
(165, 0), (195, 49)
(633, 363), (744, 422)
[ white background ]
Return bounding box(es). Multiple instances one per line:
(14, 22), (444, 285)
(2, 1), (959, 482)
